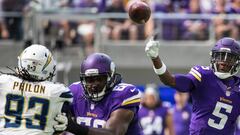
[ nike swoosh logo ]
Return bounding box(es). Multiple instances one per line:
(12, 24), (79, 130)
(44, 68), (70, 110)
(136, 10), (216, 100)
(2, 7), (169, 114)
(130, 88), (135, 92)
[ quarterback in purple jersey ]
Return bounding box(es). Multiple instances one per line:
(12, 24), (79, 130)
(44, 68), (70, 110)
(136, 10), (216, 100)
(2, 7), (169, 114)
(54, 53), (143, 135)
(138, 84), (175, 135)
(145, 37), (240, 135)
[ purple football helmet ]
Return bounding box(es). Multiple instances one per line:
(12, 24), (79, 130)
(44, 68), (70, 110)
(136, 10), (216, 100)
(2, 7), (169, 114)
(80, 53), (116, 101)
(210, 37), (240, 79)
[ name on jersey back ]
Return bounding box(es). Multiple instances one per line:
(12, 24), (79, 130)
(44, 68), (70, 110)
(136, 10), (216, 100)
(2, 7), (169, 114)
(13, 81), (45, 94)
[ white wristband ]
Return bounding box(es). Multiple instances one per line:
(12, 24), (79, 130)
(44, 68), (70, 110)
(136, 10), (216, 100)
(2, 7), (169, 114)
(153, 62), (167, 75)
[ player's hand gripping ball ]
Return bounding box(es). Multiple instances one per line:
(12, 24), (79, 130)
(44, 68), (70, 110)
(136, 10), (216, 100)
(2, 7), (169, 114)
(128, 0), (151, 24)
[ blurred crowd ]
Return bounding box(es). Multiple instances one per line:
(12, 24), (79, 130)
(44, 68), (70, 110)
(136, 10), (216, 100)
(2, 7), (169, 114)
(1, 0), (240, 53)
(139, 84), (191, 135)
(149, 0), (240, 41)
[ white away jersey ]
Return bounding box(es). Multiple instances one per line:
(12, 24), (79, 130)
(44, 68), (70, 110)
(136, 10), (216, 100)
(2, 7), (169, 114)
(0, 74), (73, 135)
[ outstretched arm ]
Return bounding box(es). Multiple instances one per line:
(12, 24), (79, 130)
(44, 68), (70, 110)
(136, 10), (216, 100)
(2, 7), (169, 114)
(88, 108), (134, 135)
(145, 39), (176, 87)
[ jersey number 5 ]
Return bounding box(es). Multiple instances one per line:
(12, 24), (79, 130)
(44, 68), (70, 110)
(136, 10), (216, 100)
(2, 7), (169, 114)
(208, 101), (233, 130)
(4, 94), (49, 130)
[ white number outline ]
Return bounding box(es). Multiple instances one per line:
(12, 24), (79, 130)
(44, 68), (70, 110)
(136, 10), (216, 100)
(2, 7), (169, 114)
(140, 116), (163, 134)
(76, 117), (106, 128)
(207, 101), (233, 130)
(113, 83), (129, 91)
(201, 66), (210, 70)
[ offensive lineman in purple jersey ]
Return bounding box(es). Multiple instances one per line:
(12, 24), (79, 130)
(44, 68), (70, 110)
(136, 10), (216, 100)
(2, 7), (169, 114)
(145, 37), (240, 135)
(54, 53), (143, 135)
(138, 84), (175, 135)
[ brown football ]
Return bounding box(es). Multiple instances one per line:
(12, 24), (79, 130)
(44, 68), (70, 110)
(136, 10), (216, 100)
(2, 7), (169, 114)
(128, 1), (151, 24)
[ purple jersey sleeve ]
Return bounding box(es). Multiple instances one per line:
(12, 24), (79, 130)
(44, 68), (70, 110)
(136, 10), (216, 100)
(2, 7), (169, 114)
(68, 81), (83, 115)
(111, 83), (142, 113)
(69, 81), (84, 101)
(174, 65), (209, 92)
(111, 83), (143, 135)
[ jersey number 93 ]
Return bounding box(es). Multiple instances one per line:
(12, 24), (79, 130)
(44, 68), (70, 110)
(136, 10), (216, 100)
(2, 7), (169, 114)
(4, 93), (49, 130)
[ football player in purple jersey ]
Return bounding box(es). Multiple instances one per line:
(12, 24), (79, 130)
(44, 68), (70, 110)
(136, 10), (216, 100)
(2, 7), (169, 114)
(138, 84), (175, 135)
(54, 53), (143, 135)
(145, 37), (240, 135)
(172, 91), (191, 135)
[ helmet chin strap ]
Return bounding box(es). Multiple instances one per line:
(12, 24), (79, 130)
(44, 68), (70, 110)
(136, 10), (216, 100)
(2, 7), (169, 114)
(213, 63), (230, 79)
(214, 72), (232, 79)
(213, 63), (237, 79)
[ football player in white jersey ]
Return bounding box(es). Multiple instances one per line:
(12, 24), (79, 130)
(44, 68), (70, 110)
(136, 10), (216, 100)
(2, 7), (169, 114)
(0, 44), (73, 135)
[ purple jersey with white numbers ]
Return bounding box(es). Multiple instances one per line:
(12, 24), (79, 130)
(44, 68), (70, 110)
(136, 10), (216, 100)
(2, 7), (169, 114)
(69, 82), (143, 135)
(172, 104), (192, 135)
(175, 65), (240, 135)
(138, 105), (168, 135)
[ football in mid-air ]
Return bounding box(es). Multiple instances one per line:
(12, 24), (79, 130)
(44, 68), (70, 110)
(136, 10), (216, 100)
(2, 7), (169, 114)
(128, 0), (151, 24)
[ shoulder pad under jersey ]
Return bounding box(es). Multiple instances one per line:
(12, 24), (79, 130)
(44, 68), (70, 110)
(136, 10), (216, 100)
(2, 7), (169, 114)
(112, 83), (142, 107)
(188, 65), (211, 82)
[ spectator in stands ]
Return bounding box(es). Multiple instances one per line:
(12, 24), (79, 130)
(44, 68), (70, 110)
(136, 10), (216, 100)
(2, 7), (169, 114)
(32, 0), (72, 50)
(104, 0), (138, 41)
(25, 0), (69, 11)
(0, 0), (9, 39)
(59, 0), (99, 55)
(181, 0), (209, 40)
(213, 0), (238, 40)
(172, 91), (191, 135)
(229, 0), (240, 40)
(173, 0), (189, 13)
(0, 20), (9, 39)
(70, 0), (106, 12)
(199, 0), (214, 13)
(47, 0), (105, 55)
(153, 0), (182, 40)
(138, 84), (175, 135)
(43, 0), (106, 55)
(1, 0), (28, 40)
(229, 0), (240, 13)
(65, 0), (106, 55)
